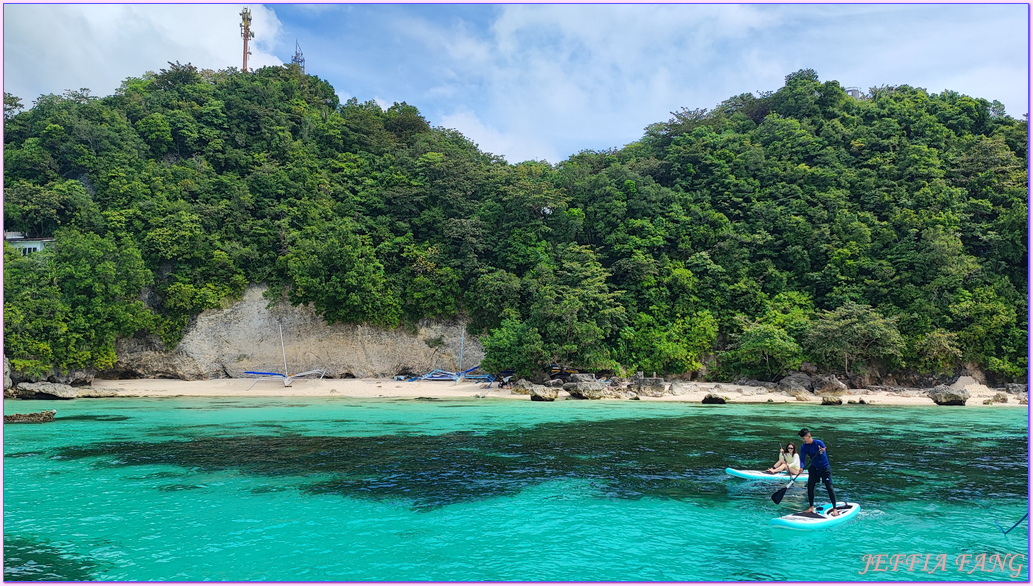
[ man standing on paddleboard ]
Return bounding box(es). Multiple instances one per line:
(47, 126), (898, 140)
(798, 428), (839, 516)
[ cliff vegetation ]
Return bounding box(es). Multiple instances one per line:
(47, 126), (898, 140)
(3, 65), (1027, 382)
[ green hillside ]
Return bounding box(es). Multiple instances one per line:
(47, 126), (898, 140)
(3, 64), (1027, 382)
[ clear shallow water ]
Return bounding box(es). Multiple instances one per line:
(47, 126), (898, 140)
(4, 397), (1028, 581)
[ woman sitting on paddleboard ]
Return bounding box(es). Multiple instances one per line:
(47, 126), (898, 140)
(765, 443), (801, 475)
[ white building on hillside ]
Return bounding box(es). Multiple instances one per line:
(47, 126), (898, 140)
(4, 231), (55, 255)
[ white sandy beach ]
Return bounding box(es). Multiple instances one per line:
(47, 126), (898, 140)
(85, 376), (1024, 407)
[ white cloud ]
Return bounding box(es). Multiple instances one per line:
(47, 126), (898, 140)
(3, 4), (285, 102)
(414, 4), (1027, 162)
(4, 3), (1026, 165)
(408, 5), (790, 161)
(439, 108), (559, 164)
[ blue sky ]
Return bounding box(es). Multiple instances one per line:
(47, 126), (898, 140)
(3, 3), (1029, 163)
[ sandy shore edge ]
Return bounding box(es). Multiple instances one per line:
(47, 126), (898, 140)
(79, 377), (1027, 407)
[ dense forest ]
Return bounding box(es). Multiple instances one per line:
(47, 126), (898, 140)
(3, 64), (1027, 383)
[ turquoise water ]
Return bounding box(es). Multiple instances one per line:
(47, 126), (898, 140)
(4, 397), (1029, 581)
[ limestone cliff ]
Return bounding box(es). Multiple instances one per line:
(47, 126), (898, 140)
(104, 284), (483, 381)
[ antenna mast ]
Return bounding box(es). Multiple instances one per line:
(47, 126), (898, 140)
(291, 40), (306, 74)
(240, 7), (254, 72)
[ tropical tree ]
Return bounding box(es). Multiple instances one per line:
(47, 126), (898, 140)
(804, 302), (904, 375)
(724, 321), (803, 380)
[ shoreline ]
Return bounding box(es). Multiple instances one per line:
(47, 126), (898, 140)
(55, 377), (1026, 407)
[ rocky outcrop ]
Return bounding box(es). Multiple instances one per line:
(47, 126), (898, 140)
(625, 372), (670, 397)
(12, 382), (78, 399)
(45, 367), (95, 386)
(6, 361), (96, 387)
(631, 376), (670, 397)
(511, 379), (539, 396)
(701, 393), (726, 404)
(992, 392), (1009, 404)
(777, 372), (817, 401)
(101, 284), (482, 381)
(949, 375), (993, 396)
(515, 379), (568, 401)
(777, 372), (812, 393)
(928, 385), (969, 406)
(821, 396), (843, 405)
(846, 374), (870, 389)
(1004, 383), (1028, 395)
(563, 381), (629, 400)
(812, 375), (848, 396)
(4, 409), (56, 423)
(529, 386), (559, 401)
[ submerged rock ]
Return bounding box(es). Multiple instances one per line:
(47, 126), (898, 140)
(4, 409), (56, 423)
(928, 385), (969, 406)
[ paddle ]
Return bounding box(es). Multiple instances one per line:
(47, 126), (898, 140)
(995, 513), (1028, 535)
(771, 466), (803, 504)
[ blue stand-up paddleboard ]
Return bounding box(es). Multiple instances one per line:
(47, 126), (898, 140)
(770, 502), (861, 530)
(725, 468), (808, 481)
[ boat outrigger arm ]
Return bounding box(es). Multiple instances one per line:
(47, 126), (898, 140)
(243, 323), (327, 390)
(243, 369), (327, 390)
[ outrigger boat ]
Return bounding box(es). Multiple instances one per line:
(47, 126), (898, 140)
(243, 324), (326, 390)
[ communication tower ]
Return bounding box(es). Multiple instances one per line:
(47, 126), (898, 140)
(291, 40), (306, 74)
(240, 7), (254, 72)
